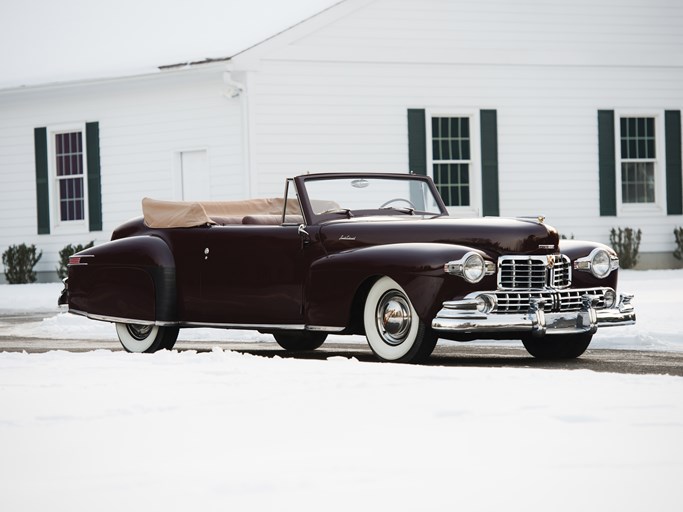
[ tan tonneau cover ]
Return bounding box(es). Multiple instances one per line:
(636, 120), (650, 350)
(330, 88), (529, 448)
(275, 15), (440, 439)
(142, 197), (301, 228)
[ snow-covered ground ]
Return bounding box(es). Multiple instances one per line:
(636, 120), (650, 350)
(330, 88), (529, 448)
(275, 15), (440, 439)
(1, 270), (682, 511)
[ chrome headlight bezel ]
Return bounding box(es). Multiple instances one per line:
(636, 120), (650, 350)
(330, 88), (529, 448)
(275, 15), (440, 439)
(444, 252), (496, 283)
(574, 248), (619, 279)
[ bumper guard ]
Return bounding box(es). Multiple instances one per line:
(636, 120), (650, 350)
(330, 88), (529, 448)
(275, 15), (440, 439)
(432, 293), (635, 337)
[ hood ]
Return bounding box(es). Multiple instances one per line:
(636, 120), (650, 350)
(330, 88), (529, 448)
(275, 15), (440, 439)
(318, 216), (559, 256)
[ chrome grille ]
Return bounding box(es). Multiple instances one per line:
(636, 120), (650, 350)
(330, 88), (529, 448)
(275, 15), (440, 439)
(493, 288), (607, 313)
(498, 255), (571, 290)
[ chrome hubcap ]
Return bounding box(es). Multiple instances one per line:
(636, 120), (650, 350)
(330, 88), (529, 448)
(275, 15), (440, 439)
(127, 324), (153, 341)
(376, 291), (412, 346)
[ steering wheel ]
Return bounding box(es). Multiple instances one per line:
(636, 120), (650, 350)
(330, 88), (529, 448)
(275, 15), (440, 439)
(379, 198), (416, 209)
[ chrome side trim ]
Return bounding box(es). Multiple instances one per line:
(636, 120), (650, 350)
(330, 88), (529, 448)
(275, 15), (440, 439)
(182, 322), (345, 332)
(306, 325), (345, 332)
(68, 310), (346, 332)
(69, 309), (178, 327)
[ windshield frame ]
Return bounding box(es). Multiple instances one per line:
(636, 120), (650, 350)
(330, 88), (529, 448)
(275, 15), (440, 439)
(293, 173), (449, 225)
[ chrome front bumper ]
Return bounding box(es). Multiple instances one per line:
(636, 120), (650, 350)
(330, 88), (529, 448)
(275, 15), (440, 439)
(431, 293), (635, 337)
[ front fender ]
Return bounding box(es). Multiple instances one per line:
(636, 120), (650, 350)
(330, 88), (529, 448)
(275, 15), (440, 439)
(306, 243), (495, 328)
(559, 240), (619, 290)
(67, 236), (177, 323)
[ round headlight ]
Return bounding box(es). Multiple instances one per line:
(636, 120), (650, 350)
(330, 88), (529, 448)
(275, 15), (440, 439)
(591, 249), (611, 278)
(463, 253), (485, 283)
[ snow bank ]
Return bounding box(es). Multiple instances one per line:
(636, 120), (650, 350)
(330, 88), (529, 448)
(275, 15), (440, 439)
(0, 348), (681, 511)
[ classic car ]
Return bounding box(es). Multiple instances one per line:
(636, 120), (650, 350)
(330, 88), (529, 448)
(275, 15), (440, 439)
(59, 173), (635, 363)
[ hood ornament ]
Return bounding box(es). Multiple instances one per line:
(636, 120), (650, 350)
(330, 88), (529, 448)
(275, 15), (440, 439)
(537, 215), (545, 224)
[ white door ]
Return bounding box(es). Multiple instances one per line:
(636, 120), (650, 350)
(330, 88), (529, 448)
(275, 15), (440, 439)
(180, 150), (210, 201)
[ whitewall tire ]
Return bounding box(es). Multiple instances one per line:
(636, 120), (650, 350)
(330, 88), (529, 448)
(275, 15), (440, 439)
(363, 277), (437, 363)
(115, 323), (179, 353)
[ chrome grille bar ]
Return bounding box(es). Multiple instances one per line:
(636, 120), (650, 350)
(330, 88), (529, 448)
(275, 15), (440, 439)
(492, 288), (608, 313)
(498, 255), (571, 290)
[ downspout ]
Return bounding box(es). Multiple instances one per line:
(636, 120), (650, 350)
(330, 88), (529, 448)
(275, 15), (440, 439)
(223, 69), (252, 198)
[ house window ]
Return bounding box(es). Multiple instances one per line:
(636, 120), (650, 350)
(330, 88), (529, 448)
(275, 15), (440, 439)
(35, 121), (101, 235)
(55, 131), (86, 221)
(431, 117), (471, 207)
(620, 117), (656, 204)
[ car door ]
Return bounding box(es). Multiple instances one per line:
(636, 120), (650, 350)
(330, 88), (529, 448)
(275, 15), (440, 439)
(197, 224), (308, 326)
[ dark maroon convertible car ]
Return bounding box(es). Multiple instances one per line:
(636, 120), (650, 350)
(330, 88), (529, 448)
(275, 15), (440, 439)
(60, 173), (635, 363)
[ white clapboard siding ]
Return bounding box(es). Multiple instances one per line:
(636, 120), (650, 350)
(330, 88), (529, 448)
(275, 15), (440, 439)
(232, 0), (683, 260)
(0, 65), (244, 278)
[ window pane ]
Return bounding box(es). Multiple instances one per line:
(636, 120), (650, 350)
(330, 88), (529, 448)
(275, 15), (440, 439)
(440, 118), (449, 136)
(54, 130), (86, 222)
(461, 138), (470, 160)
(432, 140), (440, 160)
(431, 117), (471, 207)
(620, 116), (655, 159)
(441, 140), (450, 160)
(432, 116), (470, 163)
(620, 117), (656, 205)
(58, 177), (85, 221)
(450, 118), (460, 137)
(432, 117), (439, 136)
(460, 117), (469, 137)
(621, 162), (655, 203)
(55, 131), (84, 177)
(450, 139), (461, 160)
(434, 162), (470, 207)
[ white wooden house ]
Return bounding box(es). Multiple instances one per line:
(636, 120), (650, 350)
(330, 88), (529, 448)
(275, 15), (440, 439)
(1, 0), (682, 282)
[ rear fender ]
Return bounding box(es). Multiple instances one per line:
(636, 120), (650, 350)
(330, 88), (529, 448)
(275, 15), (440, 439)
(306, 243), (494, 327)
(67, 236), (176, 324)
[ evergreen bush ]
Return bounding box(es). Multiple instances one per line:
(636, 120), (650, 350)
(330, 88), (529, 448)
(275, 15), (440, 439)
(2, 244), (43, 284)
(674, 227), (683, 261)
(609, 227), (642, 269)
(57, 241), (94, 280)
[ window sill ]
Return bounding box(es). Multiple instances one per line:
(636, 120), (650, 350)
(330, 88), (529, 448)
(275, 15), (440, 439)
(51, 221), (90, 236)
(618, 203), (665, 218)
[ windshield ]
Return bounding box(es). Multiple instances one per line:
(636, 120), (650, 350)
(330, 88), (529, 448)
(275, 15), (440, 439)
(301, 175), (447, 218)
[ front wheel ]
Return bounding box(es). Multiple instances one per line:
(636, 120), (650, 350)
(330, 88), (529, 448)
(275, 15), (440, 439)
(363, 276), (437, 363)
(521, 333), (593, 360)
(115, 323), (179, 353)
(273, 331), (327, 351)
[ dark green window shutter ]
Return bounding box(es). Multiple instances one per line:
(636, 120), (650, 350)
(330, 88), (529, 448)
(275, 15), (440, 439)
(34, 127), (50, 234)
(480, 110), (499, 216)
(407, 109), (427, 175)
(85, 122), (102, 231)
(598, 110), (616, 216)
(665, 110), (682, 215)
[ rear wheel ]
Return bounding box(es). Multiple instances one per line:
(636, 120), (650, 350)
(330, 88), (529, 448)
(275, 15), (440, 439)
(273, 331), (327, 351)
(521, 333), (593, 360)
(363, 276), (437, 363)
(115, 323), (179, 353)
